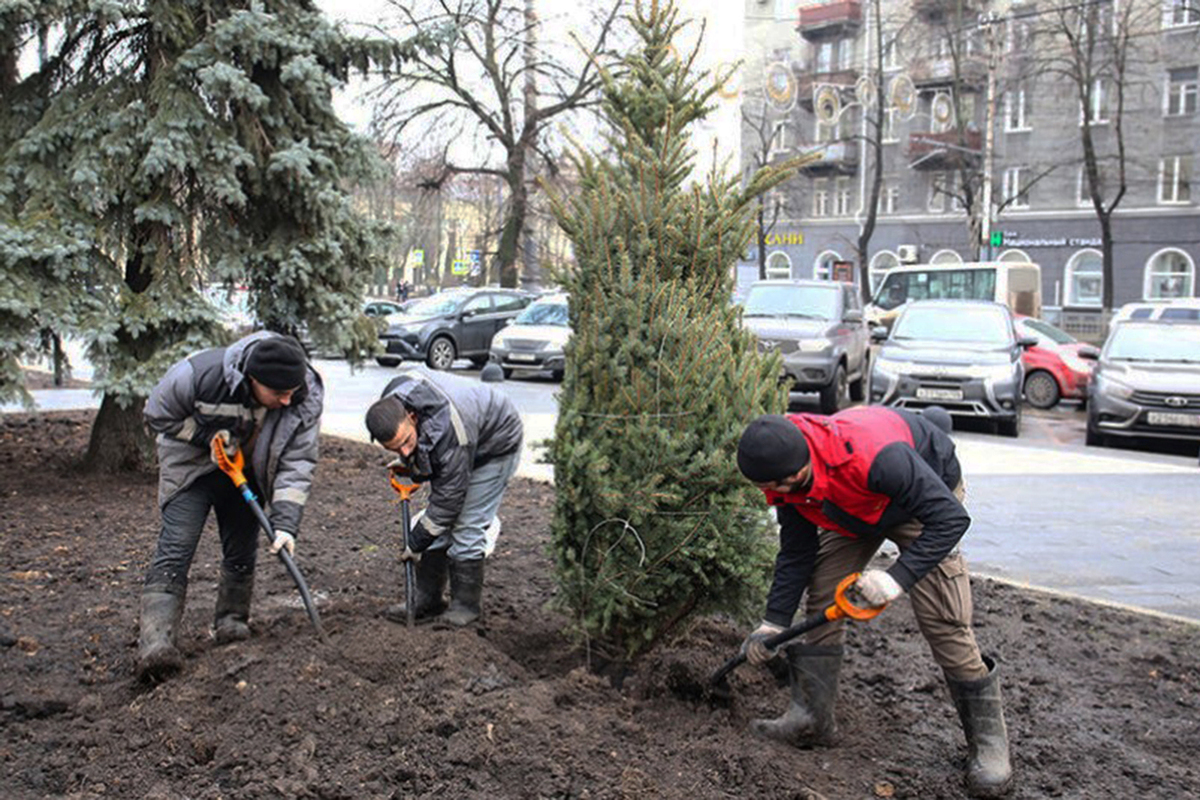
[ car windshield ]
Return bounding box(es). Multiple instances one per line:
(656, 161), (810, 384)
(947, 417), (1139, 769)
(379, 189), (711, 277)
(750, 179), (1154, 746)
(742, 285), (840, 319)
(892, 306), (1012, 344)
(872, 268), (998, 311)
(405, 293), (465, 317)
(515, 300), (568, 326)
(1022, 318), (1075, 345)
(1107, 325), (1200, 362)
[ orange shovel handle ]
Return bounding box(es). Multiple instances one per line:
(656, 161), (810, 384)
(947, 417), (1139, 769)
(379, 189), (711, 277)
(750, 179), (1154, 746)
(389, 472), (422, 500)
(825, 572), (886, 622)
(211, 435), (247, 488)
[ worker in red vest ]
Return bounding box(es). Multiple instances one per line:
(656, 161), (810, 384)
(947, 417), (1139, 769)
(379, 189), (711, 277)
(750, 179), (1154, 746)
(736, 407), (1011, 799)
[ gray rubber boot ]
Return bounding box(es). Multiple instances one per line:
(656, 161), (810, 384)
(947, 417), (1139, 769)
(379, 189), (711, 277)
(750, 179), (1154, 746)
(384, 548), (449, 624)
(137, 589), (185, 682)
(750, 644), (842, 747)
(213, 568), (254, 644)
(439, 558), (485, 627)
(947, 656), (1013, 798)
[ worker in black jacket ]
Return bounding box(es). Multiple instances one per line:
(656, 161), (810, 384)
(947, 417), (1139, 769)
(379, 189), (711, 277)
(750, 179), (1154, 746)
(736, 406), (1011, 799)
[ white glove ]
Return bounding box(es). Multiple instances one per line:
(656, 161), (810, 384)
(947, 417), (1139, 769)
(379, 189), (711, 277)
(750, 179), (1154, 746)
(742, 621), (786, 666)
(855, 569), (903, 607)
(398, 545), (421, 563)
(270, 530), (295, 556)
(210, 429), (238, 464)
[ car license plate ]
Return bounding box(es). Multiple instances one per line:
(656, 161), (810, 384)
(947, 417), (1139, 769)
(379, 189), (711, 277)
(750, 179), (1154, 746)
(1146, 411), (1200, 427)
(916, 387), (963, 401)
(508, 353), (537, 362)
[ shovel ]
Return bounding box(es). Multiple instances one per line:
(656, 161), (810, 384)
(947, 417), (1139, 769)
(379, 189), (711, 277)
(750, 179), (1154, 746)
(388, 471), (423, 629)
(709, 572), (884, 697)
(211, 436), (331, 645)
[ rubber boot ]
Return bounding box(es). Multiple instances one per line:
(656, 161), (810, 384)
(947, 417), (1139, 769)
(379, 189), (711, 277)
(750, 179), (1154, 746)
(384, 548), (449, 624)
(750, 644), (842, 747)
(213, 568), (254, 644)
(137, 589), (185, 682)
(439, 558), (485, 627)
(947, 656), (1013, 798)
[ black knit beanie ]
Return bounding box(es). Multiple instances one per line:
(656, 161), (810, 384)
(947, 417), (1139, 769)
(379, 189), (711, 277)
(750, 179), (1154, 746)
(737, 414), (810, 483)
(244, 336), (308, 390)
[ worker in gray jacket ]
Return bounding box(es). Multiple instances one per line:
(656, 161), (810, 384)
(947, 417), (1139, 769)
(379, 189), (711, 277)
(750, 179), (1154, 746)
(365, 367), (522, 627)
(138, 332), (323, 681)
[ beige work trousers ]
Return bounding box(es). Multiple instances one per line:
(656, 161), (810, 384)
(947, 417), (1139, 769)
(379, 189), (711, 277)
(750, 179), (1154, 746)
(800, 481), (989, 681)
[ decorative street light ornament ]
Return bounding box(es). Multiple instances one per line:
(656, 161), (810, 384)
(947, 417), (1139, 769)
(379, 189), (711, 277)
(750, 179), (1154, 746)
(855, 75), (878, 108)
(765, 61), (797, 112)
(888, 74), (917, 119)
(715, 61), (741, 100)
(931, 92), (954, 126)
(815, 85), (842, 124)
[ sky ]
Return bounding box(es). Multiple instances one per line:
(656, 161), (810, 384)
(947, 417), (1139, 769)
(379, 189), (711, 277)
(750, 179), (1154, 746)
(317, 0), (744, 175)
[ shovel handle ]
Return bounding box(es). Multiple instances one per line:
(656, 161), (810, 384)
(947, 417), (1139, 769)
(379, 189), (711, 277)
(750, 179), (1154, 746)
(211, 434), (247, 488)
(390, 472), (422, 501)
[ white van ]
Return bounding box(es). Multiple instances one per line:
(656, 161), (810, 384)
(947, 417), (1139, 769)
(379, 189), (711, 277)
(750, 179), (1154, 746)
(1111, 298), (1200, 325)
(866, 261), (1042, 329)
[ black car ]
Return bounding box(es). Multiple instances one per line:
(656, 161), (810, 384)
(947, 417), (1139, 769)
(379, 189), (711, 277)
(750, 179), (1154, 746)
(869, 300), (1036, 437)
(377, 288), (534, 370)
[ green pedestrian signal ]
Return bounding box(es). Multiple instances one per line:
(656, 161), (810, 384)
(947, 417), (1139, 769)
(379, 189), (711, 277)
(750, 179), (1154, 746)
(989, 231), (1004, 247)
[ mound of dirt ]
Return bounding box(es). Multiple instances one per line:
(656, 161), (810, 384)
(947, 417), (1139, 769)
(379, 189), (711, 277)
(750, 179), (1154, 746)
(2, 411), (1198, 799)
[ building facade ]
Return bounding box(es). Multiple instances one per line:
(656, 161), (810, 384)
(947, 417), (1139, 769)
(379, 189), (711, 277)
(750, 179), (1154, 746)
(738, 0), (1199, 333)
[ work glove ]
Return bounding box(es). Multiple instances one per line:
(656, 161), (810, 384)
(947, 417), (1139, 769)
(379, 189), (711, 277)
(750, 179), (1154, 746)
(386, 456), (410, 475)
(398, 545), (421, 563)
(855, 569), (903, 607)
(270, 530), (295, 557)
(210, 430), (238, 464)
(406, 519), (435, 554)
(741, 621), (786, 666)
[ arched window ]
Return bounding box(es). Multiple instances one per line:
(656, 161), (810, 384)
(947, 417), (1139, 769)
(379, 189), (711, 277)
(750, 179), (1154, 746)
(1064, 249), (1103, 307)
(814, 249), (842, 280)
(765, 250), (793, 280)
(1143, 248), (1195, 299)
(869, 250), (900, 294)
(998, 248), (1031, 263)
(930, 249), (963, 265)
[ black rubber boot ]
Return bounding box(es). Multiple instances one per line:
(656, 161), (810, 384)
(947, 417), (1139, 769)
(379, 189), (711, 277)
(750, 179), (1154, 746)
(213, 568), (254, 644)
(384, 549), (449, 624)
(137, 589), (185, 682)
(750, 644), (842, 747)
(439, 558), (485, 627)
(947, 656), (1013, 798)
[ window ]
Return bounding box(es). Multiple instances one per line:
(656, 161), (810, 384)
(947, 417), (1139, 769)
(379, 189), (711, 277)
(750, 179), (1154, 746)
(774, 0), (800, 22)
(814, 250), (842, 280)
(816, 116), (843, 144)
(1166, 67), (1199, 116)
(492, 293), (527, 313)
(1081, 79), (1110, 124)
(1076, 166), (1094, 206)
(1003, 167), (1031, 209)
(464, 294), (494, 315)
(869, 251), (900, 293)
(766, 251), (793, 280)
(816, 41), (833, 73)
(1065, 249), (1103, 307)
(767, 188), (789, 218)
(812, 179), (830, 216)
(1144, 249), (1195, 298)
(1006, 20), (1031, 53)
(1005, 86), (1031, 131)
(836, 38), (855, 71)
(882, 37), (900, 70)
(834, 177), (853, 216)
(998, 249), (1032, 263)
(930, 249), (963, 265)
(770, 121), (790, 155)
(1165, 0), (1200, 26)
(1159, 155), (1193, 203)
(882, 179), (900, 214)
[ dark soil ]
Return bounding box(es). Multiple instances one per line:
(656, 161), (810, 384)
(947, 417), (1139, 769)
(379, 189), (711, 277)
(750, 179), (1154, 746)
(2, 410), (1198, 799)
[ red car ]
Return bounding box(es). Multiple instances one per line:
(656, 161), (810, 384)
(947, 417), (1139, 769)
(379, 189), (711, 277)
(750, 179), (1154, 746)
(1015, 316), (1099, 409)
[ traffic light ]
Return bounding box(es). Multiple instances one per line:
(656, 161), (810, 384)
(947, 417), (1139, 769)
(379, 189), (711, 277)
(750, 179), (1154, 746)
(989, 231), (1004, 248)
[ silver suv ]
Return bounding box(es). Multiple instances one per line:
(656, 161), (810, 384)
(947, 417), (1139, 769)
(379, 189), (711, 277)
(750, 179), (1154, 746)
(1087, 320), (1200, 446)
(739, 280), (870, 414)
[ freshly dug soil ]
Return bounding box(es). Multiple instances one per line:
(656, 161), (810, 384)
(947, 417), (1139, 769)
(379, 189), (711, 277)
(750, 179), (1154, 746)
(2, 410), (1198, 799)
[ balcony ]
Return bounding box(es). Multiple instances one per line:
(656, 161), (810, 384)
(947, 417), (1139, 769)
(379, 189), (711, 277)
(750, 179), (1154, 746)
(799, 142), (859, 174)
(797, 69), (859, 109)
(908, 129), (982, 170)
(797, 1), (863, 40)
(910, 55), (988, 90)
(912, 0), (978, 21)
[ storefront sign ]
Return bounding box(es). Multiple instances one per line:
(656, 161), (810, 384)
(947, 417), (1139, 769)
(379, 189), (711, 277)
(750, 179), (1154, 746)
(997, 231), (1101, 248)
(764, 232), (805, 246)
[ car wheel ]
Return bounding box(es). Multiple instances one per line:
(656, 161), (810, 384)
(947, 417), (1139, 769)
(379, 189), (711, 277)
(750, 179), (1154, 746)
(849, 353), (868, 402)
(426, 337), (456, 370)
(996, 401), (1022, 438)
(469, 356), (488, 369)
(375, 356), (400, 368)
(1085, 409), (1106, 447)
(502, 367), (514, 380)
(818, 364), (847, 415)
(551, 368), (564, 381)
(1023, 370), (1061, 410)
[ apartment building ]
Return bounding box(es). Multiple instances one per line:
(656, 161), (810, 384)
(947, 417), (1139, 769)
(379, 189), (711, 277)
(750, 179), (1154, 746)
(738, 0), (1199, 327)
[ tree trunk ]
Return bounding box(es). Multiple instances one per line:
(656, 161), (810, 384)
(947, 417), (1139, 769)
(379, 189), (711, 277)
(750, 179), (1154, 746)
(83, 393), (155, 472)
(496, 167), (527, 289)
(1099, 210), (1115, 327)
(756, 201), (767, 280)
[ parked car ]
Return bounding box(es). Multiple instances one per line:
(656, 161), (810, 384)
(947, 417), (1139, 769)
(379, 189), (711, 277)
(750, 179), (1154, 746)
(364, 299), (412, 318)
(866, 260), (1042, 331)
(870, 300), (1036, 437)
(1111, 298), (1200, 325)
(739, 279), (871, 414)
(377, 288), (535, 370)
(1086, 320), (1200, 447)
(1014, 316), (1099, 409)
(488, 293), (570, 380)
